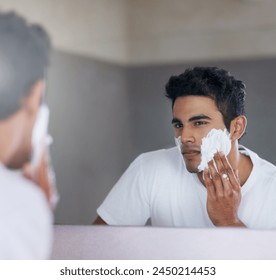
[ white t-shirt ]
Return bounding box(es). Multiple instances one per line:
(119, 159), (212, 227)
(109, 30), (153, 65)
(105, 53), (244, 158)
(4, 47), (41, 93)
(97, 146), (276, 229)
(0, 163), (53, 259)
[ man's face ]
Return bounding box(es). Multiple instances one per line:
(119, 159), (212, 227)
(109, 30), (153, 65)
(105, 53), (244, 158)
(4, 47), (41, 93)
(172, 96), (227, 173)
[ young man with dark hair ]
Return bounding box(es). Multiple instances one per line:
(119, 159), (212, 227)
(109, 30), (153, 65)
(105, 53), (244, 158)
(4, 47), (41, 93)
(95, 66), (276, 229)
(0, 12), (54, 259)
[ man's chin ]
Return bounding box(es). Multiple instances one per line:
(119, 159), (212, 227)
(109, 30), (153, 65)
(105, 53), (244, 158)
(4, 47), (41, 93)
(182, 155), (201, 173)
(186, 167), (199, 173)
(7, 152), (31, 170)
(184, 161), (200, 173)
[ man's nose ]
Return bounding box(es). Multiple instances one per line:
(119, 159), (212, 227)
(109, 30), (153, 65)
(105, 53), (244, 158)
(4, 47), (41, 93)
(181, 127), (195, 144)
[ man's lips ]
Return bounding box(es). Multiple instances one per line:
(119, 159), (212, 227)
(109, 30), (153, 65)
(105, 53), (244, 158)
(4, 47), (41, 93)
(181, 150), (201, 159)
(181, 149), (200, 154)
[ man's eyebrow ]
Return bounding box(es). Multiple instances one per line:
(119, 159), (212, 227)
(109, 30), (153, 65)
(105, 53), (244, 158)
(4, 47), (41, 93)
(188, 115), (211, 122)
(171, 115), (211, 124)
(171, 117), (181, 124)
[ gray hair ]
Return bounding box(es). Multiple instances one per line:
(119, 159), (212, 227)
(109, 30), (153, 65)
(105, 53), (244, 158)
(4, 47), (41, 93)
(0, 12), (51, 119)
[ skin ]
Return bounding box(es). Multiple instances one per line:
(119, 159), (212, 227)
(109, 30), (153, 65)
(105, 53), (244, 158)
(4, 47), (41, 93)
(0, 80), (53, 206)
(94, 216), (106, 225)
(172, 96), (226, 173)
(204, 152), (243, 226)
(94, 95), (253, 227)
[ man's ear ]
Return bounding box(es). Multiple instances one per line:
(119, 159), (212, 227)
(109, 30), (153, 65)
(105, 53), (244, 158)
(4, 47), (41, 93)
(22, 80), (45, 115)
(229, 115), (247, 141)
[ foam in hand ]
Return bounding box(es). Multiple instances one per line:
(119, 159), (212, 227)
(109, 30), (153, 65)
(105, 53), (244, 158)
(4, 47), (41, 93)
(198, 128), (231, 172)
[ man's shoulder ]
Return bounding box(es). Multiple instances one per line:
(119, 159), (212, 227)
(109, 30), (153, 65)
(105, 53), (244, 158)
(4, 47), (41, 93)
(243, 146), (276, 179)
(256, 155), (276, 178)
(0, 164), (45, 202)
(0, 163), (52, 222)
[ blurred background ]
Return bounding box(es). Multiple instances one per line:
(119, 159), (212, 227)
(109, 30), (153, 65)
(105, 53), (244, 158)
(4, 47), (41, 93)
(1, 0), (276, 224)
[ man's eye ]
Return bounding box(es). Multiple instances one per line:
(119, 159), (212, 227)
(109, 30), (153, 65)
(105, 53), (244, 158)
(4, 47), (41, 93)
(194, 121), (207, 126)
(173, 123), (183, 129)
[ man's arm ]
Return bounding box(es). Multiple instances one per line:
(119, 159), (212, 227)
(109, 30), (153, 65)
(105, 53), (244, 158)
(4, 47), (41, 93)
(93, 216), (107, 225)
(203, 152), (246, 227)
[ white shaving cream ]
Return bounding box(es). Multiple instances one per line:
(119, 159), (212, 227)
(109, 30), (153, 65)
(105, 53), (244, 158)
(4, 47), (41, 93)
(174, 136), (182, 152)
(198, 128), (231, 171)
(174, 128), (231, 172)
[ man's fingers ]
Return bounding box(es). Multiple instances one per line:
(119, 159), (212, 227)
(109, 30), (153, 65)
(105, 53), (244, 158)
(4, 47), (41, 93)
(208, 158), (224, 196)
(220, 153), (240, 191)
(22, 148), (52, 206)
(234, 169), (240, 183)
(37, 150), (51, 202)
(213, 152), (234, 194)
(203, 168), (216, 199)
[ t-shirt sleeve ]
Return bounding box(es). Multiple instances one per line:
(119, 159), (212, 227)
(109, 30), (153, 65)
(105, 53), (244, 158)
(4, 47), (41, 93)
(97, 154), (150, 225)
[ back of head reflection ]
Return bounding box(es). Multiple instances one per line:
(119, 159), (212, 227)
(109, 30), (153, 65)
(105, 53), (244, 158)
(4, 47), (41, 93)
(0, 12), (54, 259)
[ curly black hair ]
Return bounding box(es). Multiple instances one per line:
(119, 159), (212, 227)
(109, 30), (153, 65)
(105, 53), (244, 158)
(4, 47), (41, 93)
(165, 67), (246, 130)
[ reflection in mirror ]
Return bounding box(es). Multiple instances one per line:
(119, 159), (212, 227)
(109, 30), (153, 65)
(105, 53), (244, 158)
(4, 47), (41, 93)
(8, 0), (275, 226)
(94, 66), (276, 229)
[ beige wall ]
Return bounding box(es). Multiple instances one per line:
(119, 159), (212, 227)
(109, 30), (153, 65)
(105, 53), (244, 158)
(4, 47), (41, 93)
(0, 0), (129, 63)
(1, 0), (276, 65)
(126, 0), (276, 64)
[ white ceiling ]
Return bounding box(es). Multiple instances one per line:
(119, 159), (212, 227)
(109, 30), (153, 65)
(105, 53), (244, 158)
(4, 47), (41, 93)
(1, 0), (276, 65)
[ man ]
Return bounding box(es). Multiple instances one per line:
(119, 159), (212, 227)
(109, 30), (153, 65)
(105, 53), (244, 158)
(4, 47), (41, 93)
(0, 12), (54, 258)
(95, 66), (276, 229)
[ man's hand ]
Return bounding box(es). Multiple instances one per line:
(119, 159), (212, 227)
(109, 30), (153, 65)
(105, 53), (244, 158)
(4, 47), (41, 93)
(203, 152), (245, 227)
(22, 148), (57, 209)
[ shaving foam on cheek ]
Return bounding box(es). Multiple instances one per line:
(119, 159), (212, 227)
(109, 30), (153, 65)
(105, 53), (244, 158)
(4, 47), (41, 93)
(174, 136), (182, 152)
(197, 128), (231, 172)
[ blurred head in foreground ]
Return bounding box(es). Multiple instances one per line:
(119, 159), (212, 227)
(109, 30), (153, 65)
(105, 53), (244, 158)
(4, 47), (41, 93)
(0, 11), (51, 169)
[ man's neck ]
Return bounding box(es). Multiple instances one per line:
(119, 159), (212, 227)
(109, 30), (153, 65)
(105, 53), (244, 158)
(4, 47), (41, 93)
(237, 150), (253, 186)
